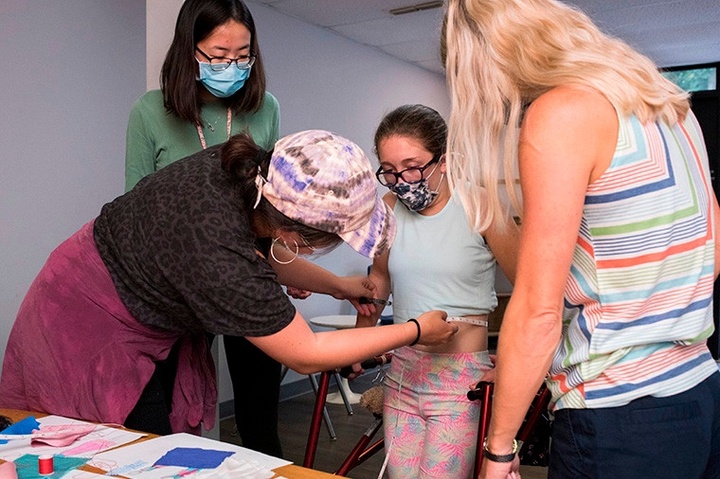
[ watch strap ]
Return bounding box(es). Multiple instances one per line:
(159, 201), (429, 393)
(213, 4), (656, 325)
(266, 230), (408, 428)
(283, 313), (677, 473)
(482, 438), (519, 463)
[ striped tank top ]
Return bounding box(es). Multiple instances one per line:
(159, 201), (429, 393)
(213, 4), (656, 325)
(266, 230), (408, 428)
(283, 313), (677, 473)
(548, 111), (718, 410)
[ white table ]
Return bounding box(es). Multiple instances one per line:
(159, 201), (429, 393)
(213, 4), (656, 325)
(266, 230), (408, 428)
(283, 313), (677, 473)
(308, 315), (363, 405)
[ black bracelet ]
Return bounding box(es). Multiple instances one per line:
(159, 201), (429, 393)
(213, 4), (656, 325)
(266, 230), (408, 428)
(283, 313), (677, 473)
(407, 318), (421, 346)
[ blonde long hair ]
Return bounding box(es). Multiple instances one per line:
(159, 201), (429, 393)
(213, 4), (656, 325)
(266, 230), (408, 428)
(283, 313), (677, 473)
(443, 0), (690, 232)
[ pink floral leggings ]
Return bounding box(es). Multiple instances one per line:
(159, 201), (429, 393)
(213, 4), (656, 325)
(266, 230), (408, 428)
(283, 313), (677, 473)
(382, 346), (493, 479)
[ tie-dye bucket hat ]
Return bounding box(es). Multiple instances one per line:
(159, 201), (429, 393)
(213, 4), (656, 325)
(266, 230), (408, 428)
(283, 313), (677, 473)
(260, 130), (396, 258)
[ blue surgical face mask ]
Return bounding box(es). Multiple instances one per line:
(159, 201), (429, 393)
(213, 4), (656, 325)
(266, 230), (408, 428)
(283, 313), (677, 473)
(197, 62), (251, 98)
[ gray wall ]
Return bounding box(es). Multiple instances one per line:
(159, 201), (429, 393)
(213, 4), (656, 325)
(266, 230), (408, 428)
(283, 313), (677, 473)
(0, 2), (146, 362)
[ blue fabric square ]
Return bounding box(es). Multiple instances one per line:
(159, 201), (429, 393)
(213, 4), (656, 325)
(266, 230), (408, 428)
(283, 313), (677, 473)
(153, 447), (234, 469)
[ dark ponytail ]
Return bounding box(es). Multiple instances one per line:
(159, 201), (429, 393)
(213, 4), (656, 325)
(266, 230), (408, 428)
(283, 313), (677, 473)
(220, 132), (270, 209)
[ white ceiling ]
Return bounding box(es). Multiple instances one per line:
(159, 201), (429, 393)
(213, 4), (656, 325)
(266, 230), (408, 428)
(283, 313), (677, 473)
(250, 0), (720, 76)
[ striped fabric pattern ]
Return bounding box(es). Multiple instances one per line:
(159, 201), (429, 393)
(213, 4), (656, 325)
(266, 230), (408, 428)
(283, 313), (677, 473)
(548, 112), (718, 410)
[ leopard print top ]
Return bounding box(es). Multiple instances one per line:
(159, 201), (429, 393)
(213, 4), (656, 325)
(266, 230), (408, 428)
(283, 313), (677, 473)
(93, 146), (295, 336)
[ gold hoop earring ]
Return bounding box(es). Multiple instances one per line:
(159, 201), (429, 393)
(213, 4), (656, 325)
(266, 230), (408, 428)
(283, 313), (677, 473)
(270, 238), (298, 265)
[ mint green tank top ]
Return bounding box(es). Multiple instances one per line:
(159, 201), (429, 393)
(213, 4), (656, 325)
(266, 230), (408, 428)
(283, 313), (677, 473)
(388, 193), (498, 324)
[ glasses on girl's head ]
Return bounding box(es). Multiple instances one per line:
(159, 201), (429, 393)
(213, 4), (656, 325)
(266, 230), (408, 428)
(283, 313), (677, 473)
(195, 47), (256, 71)
(375, 154), (440, 187)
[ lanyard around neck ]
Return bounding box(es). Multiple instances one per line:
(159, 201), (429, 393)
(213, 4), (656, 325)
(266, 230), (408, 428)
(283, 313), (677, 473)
(196, 107), (232, 150)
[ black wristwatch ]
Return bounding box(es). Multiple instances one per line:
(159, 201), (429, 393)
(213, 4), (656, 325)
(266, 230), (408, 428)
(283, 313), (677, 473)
(482, 438), (519, 463)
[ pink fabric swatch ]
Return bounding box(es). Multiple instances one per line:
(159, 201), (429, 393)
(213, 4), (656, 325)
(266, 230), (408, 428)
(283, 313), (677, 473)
(30, 425), (96, 447)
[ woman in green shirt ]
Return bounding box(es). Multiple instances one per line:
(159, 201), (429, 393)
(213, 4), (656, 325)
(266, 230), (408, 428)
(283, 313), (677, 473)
(125, 0), (279, 191)
(124, 0), (282, 457)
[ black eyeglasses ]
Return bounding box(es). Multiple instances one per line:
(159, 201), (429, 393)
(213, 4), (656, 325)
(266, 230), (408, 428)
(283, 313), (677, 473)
(195, 47), (256, 71)
(375, 154), (441, 187)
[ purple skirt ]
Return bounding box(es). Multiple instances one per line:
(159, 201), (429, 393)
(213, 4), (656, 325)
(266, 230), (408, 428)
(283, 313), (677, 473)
(0, 221), (216, 433)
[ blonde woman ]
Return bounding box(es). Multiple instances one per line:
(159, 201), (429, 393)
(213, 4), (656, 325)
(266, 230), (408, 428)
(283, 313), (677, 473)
(443, 1), (720, 478)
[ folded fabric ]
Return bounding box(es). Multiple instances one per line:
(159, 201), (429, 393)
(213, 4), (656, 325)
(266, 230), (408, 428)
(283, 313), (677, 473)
(29, 425), (96, 447)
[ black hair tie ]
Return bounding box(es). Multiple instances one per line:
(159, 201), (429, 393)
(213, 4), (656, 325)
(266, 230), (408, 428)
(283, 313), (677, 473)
(408, 318), (421, 346)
